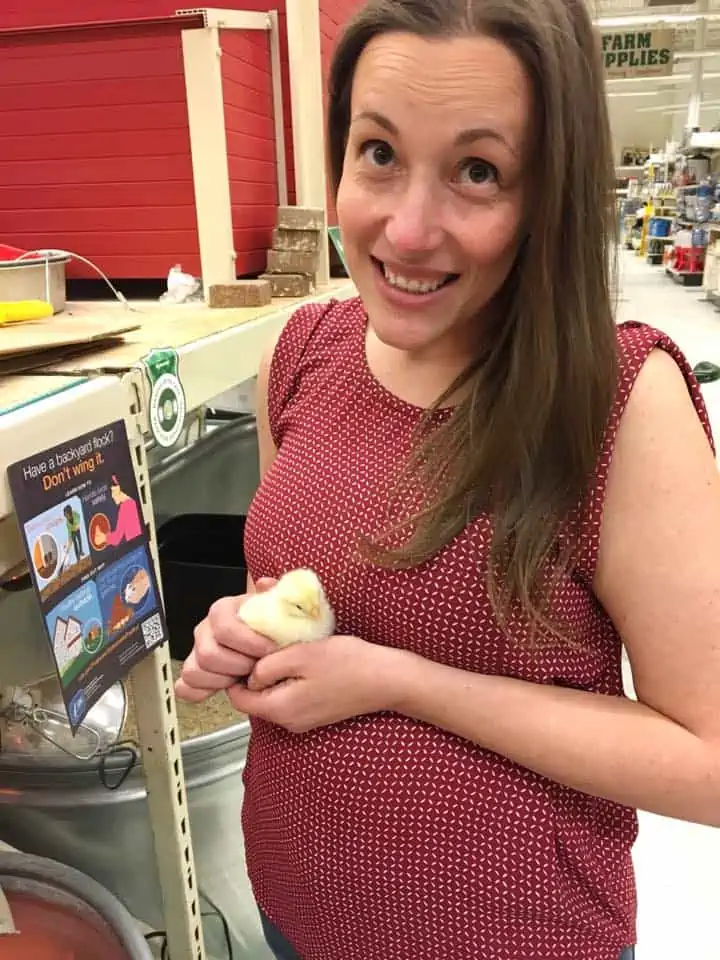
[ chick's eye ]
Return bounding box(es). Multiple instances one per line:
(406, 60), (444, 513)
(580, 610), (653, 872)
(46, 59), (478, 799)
(459, 159), (498, 186)
(360, 140), (395, 168)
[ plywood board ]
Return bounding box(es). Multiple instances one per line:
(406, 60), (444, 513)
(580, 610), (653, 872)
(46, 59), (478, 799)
(33, 282), (353, 375)
(0, 310), (140, 359)
(0, 375), (85, 415)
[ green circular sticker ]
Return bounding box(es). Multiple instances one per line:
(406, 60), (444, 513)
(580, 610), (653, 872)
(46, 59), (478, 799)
(142, 348), (187, 448)
(150, 373), (186, 447)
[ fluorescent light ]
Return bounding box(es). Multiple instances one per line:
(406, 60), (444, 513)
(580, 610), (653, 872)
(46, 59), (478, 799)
(606, 72), (720, 85)
(636, 100), (720, 113)
(607, 90), (661, 98)
(596, 14), (720, 28)
(675, 51), (720, 61)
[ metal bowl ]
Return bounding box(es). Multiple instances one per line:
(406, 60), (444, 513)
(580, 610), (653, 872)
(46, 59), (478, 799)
(0, 676), (127, 761)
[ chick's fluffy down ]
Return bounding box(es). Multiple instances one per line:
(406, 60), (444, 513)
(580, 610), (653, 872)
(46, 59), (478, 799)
(238, 568), (335, 647)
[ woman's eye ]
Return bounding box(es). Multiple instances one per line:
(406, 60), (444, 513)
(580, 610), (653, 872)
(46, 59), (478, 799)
(361, 140), (395, 167)
(459, 159), (498, 186)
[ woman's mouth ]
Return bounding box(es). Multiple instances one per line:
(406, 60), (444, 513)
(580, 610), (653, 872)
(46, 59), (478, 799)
(371, 256), (460, 297)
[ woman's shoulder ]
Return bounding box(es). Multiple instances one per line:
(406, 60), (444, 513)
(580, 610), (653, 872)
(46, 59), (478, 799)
(613, 321), (708, 434)
(264, 294), (365, 443)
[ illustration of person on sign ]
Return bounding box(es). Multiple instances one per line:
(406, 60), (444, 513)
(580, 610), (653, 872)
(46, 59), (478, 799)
(63, 504), (85, 563)
(94, 476), (143, 549)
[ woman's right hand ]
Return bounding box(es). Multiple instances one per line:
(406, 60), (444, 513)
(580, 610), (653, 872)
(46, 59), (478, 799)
(175, 578), (278, 703)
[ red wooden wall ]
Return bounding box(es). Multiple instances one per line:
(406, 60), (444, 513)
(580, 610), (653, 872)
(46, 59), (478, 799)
(0, 22), (198, 279)
(319, 0), (362, 225)
(0, 1), (358, 279)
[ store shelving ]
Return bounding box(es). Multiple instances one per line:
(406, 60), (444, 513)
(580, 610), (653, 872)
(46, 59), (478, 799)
(0, 277), (357, 959)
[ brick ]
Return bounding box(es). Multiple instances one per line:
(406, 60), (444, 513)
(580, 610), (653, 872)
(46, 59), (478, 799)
(260, 273), (315, 298)
(276, 206), (325, 232)
(266, 249), (318, 276)
(207, 280), (272, 309)
(272, 227), (321, 254)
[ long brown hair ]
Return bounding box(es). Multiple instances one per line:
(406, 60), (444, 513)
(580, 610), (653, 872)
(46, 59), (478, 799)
(327, 0), (618, 641)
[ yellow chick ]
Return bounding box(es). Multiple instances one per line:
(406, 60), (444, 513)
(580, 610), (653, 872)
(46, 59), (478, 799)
(238, 568), (335, 647)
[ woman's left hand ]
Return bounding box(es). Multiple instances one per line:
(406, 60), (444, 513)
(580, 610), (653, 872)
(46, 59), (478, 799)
(226, 635), (403, 733)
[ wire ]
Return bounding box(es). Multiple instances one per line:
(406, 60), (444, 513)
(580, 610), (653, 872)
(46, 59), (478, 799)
(15, 248), (138, 311)
(199, 887), (234, 960)
(142, 893), (234, 960)
(144, 929), (169, 959)
(97, 739), (140, 791)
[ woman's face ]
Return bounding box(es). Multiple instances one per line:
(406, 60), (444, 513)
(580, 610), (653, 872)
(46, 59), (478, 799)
(336, 33), (531, 359)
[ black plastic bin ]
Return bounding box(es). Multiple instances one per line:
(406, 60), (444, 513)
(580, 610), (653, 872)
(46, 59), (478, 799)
(157, 513), (247, 661)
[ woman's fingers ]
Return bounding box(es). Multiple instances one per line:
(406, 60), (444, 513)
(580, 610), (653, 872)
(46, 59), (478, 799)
(209, 595), (279, 659)
(175, 579), (280, 703)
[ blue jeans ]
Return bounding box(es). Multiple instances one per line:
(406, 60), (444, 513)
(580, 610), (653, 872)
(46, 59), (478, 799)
(260, 912), (635, 960)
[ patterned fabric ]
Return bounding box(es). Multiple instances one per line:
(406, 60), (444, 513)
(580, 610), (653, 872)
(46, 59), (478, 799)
(242, 299), (713, 960)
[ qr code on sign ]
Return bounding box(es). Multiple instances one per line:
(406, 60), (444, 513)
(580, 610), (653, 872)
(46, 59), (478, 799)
(141, 613), (164, 649)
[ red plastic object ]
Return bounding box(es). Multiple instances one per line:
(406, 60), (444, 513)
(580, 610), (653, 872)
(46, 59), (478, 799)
(0, 890), (130, 960)
(673, 245), (706, 274)
(0, 243), (43, 262)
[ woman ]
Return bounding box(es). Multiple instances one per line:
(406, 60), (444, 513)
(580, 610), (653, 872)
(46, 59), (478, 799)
(176, 1), (720, 958)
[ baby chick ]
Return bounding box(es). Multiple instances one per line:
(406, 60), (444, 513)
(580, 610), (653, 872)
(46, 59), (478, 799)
(238, 568), (335, 647)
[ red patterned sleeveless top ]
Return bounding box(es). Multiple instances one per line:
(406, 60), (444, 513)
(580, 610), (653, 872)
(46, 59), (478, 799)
(242, 298), (712, 960)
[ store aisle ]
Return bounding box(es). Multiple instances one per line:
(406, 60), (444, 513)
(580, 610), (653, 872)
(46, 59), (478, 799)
(617, 249), (720, 960)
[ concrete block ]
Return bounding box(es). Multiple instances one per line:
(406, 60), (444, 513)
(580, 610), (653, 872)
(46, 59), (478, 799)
(276, 206), (325, 231)
(259, 273), (315, 298)
(266, 249), (318, 276)
(272, 227), (321, 254)
(207, 280), (272, 309)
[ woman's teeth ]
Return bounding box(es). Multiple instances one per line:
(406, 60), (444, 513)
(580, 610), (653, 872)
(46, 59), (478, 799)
(382, 263), (452, 295)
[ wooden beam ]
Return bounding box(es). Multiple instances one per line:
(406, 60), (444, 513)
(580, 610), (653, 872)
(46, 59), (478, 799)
(285, 0), (330, 285)
(176, 7), (269, 30)
(268, 10), (289, 207)
(181, 26), (236, 292)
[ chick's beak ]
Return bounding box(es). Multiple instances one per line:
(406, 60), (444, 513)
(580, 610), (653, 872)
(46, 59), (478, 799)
(307, 601), (320, 620)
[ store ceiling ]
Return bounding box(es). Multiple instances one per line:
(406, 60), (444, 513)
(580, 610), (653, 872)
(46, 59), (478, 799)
(591, 0), (720, 51)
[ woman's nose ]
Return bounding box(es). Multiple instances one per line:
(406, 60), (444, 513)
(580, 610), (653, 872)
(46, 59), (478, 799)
(384, 183), (444, 256)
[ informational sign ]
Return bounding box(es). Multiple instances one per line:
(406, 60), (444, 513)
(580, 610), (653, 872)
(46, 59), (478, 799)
(7, 420), (167, 731)
(602, 29), (675, 78)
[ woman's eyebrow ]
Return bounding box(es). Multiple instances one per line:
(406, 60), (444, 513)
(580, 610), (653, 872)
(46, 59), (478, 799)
(352, 109), (517, 156)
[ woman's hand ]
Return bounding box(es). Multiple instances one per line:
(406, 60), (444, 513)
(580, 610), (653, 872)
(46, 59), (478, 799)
(175, 578), (278, 703)
(227, 634), (406, 733)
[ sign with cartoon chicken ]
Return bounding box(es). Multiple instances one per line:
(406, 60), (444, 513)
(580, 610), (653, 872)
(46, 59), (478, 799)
(7, 420), (167, 731)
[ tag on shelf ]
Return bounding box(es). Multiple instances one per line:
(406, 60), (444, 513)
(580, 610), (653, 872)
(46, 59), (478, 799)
(140, 347), (187, 448)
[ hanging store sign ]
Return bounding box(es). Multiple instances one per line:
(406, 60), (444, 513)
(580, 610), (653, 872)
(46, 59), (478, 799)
(602, 29), (675, 78)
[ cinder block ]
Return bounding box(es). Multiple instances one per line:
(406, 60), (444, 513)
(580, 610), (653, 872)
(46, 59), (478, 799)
(207, 280), (272, 309)
(277, 206), (325, 232)
(272, 227), (321, 254)
(266, 249), (318, 276)
(260, 273), (315, 298)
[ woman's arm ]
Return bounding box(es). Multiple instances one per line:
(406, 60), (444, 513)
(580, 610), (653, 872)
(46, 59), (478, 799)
(392, 350), (720, 826)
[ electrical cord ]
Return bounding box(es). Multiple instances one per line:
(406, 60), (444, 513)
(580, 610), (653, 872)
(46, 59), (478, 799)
(16, 248), (138, 311)
(97, 738), (140, 791)
(142, 888), (234, 960)
(200, 888), (234, 960)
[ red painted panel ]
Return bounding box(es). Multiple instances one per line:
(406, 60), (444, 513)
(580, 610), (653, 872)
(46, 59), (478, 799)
(0, 25), (199, 279)
(0, 182), (198, 211)
(0, 0), (304, 280)
(222, 29), (278, 278)
(319, 0), (362, 225)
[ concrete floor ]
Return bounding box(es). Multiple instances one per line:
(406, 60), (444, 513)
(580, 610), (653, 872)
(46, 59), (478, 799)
(617, 250), (720, 959)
